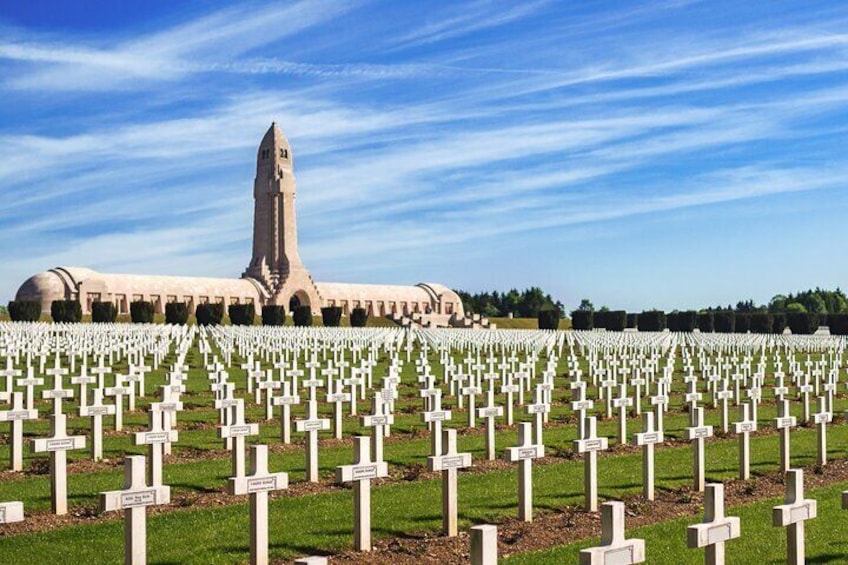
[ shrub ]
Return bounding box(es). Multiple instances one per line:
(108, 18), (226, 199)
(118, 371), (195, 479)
(130, 301), (155, 324)
(570, 310), (593, 330)
(537, 309), (561, 330)
(321, 306), (343, 327)
(735, 313), (751, 333)
(828, 313), (848, 335)
(51, 300), (82, 323)
(228, 303), (255, 326)
(772, 313), (787, 333)
(697, 311), (714, 333)
(787, 312), (819, 335)
(638, 310), (666, 332)
(91, 301), (117, 323)
(626, 313), (639, 329)
(666, 312), (679, 332)
(8, 300), (41, 322)
(165, 302), (189, 325)
(261, 305), (286, 326)
(714, 311), (735, 333)
(350, 307), (368, 328)
(749, 312), (773, 334)
(196, 303), (224, 326)
(293, 305), (313, 327)
(599, 310), (626, 331)
(677, 311), (698, 332)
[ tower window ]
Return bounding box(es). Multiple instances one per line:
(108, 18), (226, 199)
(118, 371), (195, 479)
(280, 148), (288, 159)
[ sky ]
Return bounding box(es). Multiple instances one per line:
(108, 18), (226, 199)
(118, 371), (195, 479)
(1, 0), (847, 312)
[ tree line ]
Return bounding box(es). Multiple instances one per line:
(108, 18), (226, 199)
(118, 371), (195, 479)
(454, 287), (564, 318)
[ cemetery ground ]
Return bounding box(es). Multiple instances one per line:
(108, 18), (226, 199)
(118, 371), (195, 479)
(0, 330), (847, 563)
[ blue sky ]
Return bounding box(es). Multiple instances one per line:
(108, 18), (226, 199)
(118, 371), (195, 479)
(1, 0), (847, 312)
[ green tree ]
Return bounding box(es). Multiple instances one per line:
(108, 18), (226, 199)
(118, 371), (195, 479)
(577, 299), (594, 312)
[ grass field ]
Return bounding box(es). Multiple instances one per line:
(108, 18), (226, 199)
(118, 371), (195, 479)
(0, 331), (843, 563)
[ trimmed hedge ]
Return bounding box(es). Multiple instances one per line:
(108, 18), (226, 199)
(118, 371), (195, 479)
(714, 311), (735, 333)
(537, 309), (561, 330)
(321, 306), (343, 327)
(8, 300), (41, 322)
(787, 312), (819, 335)
(50, 300), (79, 323)
(772, 313), (787, 333)
(829, 313), (848, 335)
(735, 313), (751, 333)
(165, 302), (189, 325)
(626, 313), (639, 329)
(697, 311), (714, 333)
(350, 307), (368, 328)
(91, 301), (117, 323)
(196, 303), (224, 326)
(666, 312), (679, 332)
(261, 305), (286, 326)
(749, 312), (773, 334)
(51, 300), (82, 323)
(228, 303), (255, 326)
(595, 310), (625, 331)
(130, 301), (155, 324)
(638, 310), (666, 332)
(677, 311), (698, 332)
(293, 305), (313, 327)
(570, 310), (593, 331)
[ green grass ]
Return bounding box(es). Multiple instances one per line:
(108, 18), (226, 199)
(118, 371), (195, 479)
(504, 479), (848, 564)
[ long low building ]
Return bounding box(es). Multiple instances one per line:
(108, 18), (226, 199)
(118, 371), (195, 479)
(15, 123), (467, 326)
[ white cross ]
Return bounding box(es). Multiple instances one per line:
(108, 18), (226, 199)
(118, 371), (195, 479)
(335, 436), (388, 551)
(295, 399), (330, 482)
(422, 389), (452, 457)
(30, 413), (86, 515)
(684, 406), (714, 492)
(361, 394), (394, 463)
(100, 455), (171, 565)
(228, 445), (289, 565)
(773, 399), (797, 473)
(79, 388), (115, 461)
(427, 428), (472, 537)
(633, 411), (663, 501)
(733, 403), (756, 480)
(687, 483), (740, 565)
(134, 407), (179, 486)
(272, 381), (301, 444)
(218, 399), (259, 479)
(504, 422), (543, 522)
(0, 391), (38, 471)
(574, 416), (609, 512)
(579, 501), (645, 564)
(772, 469), (816, 565)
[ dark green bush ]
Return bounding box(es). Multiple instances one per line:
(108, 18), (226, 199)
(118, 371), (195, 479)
(350, 307), (368, 328)
(697, 311), (714, 332)
(626, 313), (639, 329)
(51, 300), (82, 323)
(772, 313), (787, 333)
(638, 310), (666, 332)
(196, 303), (224, 326)
(714, 311), (735, 333)
(293, 305), (313, 327)
(130, 301), (155, 324)
(537, 309), (561, 330)
(228, 303), (255, 326)
(261, 305), (286, 326)
(165, 302), (189, 325)
(787, 312), (819, 335)
(91, 301), (117, 323)
(570, 310), (593, 330)
(735, 313), (751, 333)
(321, 306), (343, 327)
(749, 312), (773, 334)
(8, 300), (42, 322)
(666, 312), (679, 332)
(828, 313), (848, 335)
(677, 311), (698, 332)
(595, 310), (625, 331)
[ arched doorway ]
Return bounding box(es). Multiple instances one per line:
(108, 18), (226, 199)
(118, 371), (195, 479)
(288, 290), (311, 312)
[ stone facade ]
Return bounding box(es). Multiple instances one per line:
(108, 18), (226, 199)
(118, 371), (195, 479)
(16, 123), (464, 321)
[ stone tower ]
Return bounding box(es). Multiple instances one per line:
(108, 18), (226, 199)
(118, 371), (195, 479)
(243, 123), (321, 310)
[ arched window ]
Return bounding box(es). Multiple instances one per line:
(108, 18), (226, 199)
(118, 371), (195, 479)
(280, 148), (288, 159)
